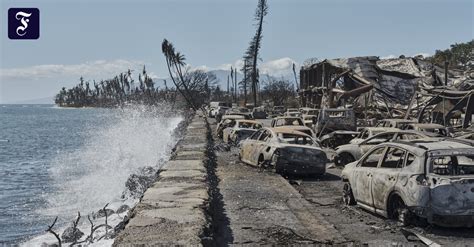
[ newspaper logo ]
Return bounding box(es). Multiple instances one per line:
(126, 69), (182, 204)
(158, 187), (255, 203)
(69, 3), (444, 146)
(8, 8), (39, 39)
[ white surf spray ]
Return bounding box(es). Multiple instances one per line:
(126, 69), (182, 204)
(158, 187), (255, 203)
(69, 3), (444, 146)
(25, 104), (182, 247)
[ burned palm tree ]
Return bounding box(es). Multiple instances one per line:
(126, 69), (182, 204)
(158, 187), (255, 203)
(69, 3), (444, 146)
(161, 39), (197, 110)
(242, 0), (268, 107)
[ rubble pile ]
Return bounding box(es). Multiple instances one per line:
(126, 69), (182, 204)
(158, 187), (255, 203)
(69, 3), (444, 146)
(299, 56), (474, 125)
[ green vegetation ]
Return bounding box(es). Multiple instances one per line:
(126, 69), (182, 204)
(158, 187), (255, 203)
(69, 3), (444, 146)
(54, 67), (168, 107)
(428, 40), (473, 69)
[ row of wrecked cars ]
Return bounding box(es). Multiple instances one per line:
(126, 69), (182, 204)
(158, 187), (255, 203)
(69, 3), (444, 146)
(209, 103), (330, 176)
(206, 102), (474, 228)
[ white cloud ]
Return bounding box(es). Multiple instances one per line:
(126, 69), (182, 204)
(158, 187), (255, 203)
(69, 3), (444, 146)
(381, 53), (431, 60)
(0, 59), (145, 81)
(215, 59), (244, 71)
(190, 57), (297, 76)
(259, 57), (297, 76)
(413, 52), (431, 58)
(381, 54), (397, 59)
(192, 65), (212, 72)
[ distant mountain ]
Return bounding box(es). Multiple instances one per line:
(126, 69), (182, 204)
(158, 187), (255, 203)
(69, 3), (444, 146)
(153, 69), (296, 90)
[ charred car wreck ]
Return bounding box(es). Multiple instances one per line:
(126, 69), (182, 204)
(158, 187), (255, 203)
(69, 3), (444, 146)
(341, 139), (474, 227)
(298, 56), (474, 227)
(207, 54), (474, 228)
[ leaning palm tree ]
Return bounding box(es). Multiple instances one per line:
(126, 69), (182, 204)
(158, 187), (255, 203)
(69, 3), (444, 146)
(161, 39), (197, 110)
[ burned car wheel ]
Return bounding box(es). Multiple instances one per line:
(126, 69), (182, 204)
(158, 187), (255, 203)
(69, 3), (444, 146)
(271, 153), (284, 173)
(342, 182), (356, 205)
(388, 196), (411, 226)
(257, 155), (265, 167)
(336, 153), (355, 167)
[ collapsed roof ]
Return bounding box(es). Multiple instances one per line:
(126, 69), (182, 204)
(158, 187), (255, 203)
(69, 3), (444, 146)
(301, 55), (474, 105)
(300, 56), (474, 126)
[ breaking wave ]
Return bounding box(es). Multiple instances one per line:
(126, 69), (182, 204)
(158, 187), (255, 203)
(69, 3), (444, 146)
(40, 104), (182, 217)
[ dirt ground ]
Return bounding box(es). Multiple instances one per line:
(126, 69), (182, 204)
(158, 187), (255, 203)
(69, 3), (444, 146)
(209, 118), (474, 246)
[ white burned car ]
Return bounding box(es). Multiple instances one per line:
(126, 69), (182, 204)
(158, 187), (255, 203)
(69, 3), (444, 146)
(216, 115), (245, 138)
(350, 127), (400, 144)
(341, 139), (474, 227)
(222, 120), (263, 144)
(271, 116), (315, 138)
(335, 130), (436, 167)
(239, 127), (327, 176)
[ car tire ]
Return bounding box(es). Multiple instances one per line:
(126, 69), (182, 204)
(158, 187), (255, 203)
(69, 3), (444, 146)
(336, 153), (355, 167)
(270, 153), (278, 167)
(257, 155), (265, 167)
(342, 182), (356, 206)
(389, 196), (411, 226)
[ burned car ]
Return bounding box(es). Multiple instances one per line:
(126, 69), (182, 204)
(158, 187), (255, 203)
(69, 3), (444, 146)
(457, 132), (474, 140)
(284, 108), (302, 117)
(404, 123), (452, 137)
(215, 106), (231, 122)
(341, 139), (474, 227)
(216, 115), (246, 138)
(272, 105), (286, 116)
(335, 130), (438, 166)
(251, 106), (268, 119)
(239, 127), (327, 175)
(300, 108), (319, 127)
(271, 116), (315, 137)
(350, 127), (400, 144)
(300, 107), (319, 116)
(320, 130), (360, 149)
(314, 108), (356, 136)
(222, 119), (263, 144)
(208, 101), (230, 118)
(376, 118), (417, 129)
(302, 114), (317, 128)
(224, 110), (252, 120)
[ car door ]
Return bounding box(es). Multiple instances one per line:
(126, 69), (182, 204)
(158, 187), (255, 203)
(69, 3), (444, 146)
(359, 133), (393, 154)
(241, 130), (262, 163)
(250, 130), (271, 164)
(353, 147), (386, 207)
(371, 147), (406, 210)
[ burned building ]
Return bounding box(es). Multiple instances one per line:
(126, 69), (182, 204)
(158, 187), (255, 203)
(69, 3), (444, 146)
(299, 56), (474, 127)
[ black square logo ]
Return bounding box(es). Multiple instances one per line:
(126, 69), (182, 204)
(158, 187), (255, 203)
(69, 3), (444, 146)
(8, 8), (40, 40)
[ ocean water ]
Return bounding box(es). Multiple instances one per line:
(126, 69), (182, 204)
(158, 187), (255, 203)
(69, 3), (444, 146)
(0, 104), (182, 244)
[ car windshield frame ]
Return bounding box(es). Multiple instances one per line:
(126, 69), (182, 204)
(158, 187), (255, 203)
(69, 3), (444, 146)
(276, 133), (315, 146)
(428, 153), (474, 176)
(276, 118), (304, 126)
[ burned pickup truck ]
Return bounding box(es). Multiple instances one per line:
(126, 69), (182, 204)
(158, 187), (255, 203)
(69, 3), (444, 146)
(314, 108), (356, 135)
(341, 139), (474, 227)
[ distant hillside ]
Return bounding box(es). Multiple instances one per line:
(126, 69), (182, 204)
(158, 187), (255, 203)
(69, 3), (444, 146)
(154, 69), (296, 90)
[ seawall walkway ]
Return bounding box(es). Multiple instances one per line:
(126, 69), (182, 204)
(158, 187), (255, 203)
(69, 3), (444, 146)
(114, 112), (342, 246)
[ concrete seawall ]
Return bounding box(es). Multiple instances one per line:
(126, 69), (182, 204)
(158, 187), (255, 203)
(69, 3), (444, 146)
(113, 113), (210, 246)
(114, 112), (343, 245)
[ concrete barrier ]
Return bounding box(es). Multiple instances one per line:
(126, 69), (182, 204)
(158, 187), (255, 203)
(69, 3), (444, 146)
(113, 114), (210, 246)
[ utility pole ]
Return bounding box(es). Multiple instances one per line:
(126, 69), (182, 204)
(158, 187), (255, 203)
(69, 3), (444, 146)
(230, 68), (233, 103)
(234, 68), (238, 103)
(444, 60), (449, 86)
(244, 60), (248, 105)
(292, 63), (299, 91)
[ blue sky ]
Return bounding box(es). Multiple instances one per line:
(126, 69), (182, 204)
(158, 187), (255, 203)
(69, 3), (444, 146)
(0, 0), (472, 103)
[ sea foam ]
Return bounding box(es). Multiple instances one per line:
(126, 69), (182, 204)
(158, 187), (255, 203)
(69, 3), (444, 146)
(25, 104), (182, 246)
